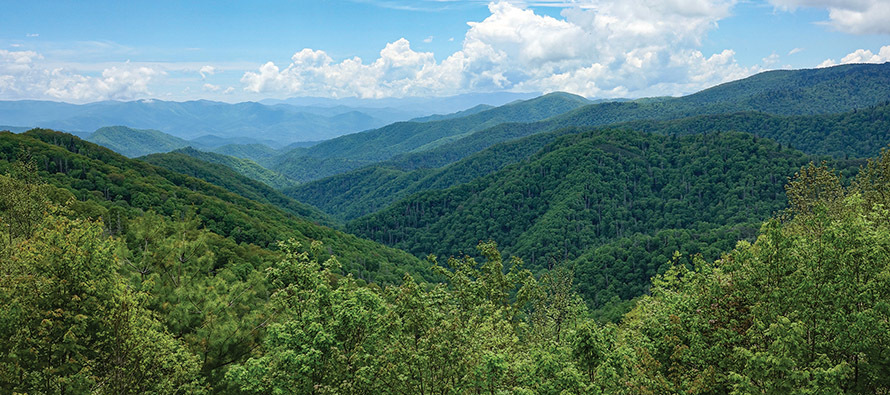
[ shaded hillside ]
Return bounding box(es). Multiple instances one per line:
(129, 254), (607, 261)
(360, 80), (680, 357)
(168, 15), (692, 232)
(616, 102), (890, 158)
(139, 150), (327, 225)
(284, 127), (561, 221)
(211, 143), (281, 163)
(86, 125), (190, 157)
(164, 147), (295, 189)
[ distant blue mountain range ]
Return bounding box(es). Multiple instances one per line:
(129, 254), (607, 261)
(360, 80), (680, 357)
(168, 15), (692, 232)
(0, 92), (541, 146)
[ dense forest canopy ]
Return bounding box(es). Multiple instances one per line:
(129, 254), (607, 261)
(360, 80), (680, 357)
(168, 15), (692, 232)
(0, 130), (429, 283)
(285, 101), (888, 223)
(4, 144), (890, 393)
(2, 63), (890, 393)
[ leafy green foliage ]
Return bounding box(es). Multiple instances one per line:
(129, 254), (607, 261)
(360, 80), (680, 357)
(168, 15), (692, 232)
(5, 145), (890, 393)
(227, 240), (592, 394)
(0, 179), (205, 393)
(606, 153), (890, 394)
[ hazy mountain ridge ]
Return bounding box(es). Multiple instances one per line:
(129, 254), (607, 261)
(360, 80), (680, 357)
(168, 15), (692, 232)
(265, 92), (591, 183)
(286, 64), (890, 221)
(0, 99), (390, 144)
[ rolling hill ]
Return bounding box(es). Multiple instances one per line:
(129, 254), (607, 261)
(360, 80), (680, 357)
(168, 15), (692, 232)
(160, 147), (296, 189)
(86, 125), (191, 157)
(287, 101), (890, 221)
(0, 129), (428, 283)
(138, 150), (315, 223)
(379, 63), (890, 174)
(267, 92), (591, 182)
(348, 129), (861, 304)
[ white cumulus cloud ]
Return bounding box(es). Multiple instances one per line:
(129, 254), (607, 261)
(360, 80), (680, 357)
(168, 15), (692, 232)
(241, 0), (751, 98)
(768, 0), (890, 34)
(0, 49), (164, 102)
(817, 45), (890, 67)
(199, 65), (217, 79)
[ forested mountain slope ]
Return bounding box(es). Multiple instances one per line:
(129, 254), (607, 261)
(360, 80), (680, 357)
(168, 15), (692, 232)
(284, 127), (570, 221)
(5, 132), (890, 394)
(0, 129), (426, 282)
(283, 64), (889, 221)
(139, 150), (326, 224)
(210, 143), (281, 163)
(377, 63), (890, 175)
(0, 130), (436, 391)
(162, 147), (295, 189)
(349, 130), (860, 304)
(617, 102), (890, 157)
(267, 92), (590, 182)
(86, 125), (191, 157)
(409, 103), (495, 122)
(289, 102), (888, 222)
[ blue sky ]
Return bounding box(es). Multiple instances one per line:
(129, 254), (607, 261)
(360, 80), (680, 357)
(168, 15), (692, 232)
(1, 0), (888, 103)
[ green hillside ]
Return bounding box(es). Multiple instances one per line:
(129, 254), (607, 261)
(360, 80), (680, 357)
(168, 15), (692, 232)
(0, 129), (426, 282)
(211, 143), (281, 163)
(139, 150), (329, 226)
(417, 63), (884, 168)
(165, 147), (295, 189)
(349, 130), (860, 305)
(288, 101), (890, 222)
(284, 166), (437, 221)
(5, 62), (890, 394)
(86, 125), (190, 157)
(376, 63), (890, 176)
(616, 102), (890, 158)
(409, 103), (495, 122)
(267, 92), (590, 182)
(6, 131), (890, 394)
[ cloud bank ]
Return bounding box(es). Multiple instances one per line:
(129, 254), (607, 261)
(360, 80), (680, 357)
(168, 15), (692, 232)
(818, 45), (890, 67)
(242, 0), (755, 98)
(0, 49), (163, 102)
(768, 0), (890, 35)
(2, 0), (888, 101)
